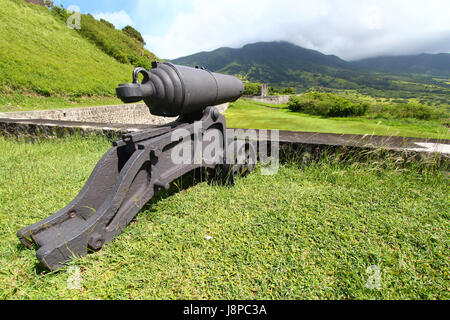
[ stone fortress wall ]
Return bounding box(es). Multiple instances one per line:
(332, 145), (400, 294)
(0, 103), (229, 126)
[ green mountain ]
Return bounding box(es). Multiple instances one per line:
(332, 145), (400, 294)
(172, 41), (360, 89)
(172, 41), (351, 72)
(171, 41), (450, 101)
(352, 53), (450, 77)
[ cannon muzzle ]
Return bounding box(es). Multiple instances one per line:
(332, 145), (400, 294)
(116, 62), (244, 117)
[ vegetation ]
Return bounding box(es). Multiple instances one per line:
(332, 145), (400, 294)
(243, 82), (262, 96)
(369, 102), (447, 121)
(0, 134), (447, 299)
(225, 99), (449, 139)
(283, 87), (296, 94)
(0, 1), (447, 302)
(0, 0), (158, 111)
(122, 25), (146, 46)
(243, 82), (296, 96)
(98, 18), (115, 30)
(172, 42), (450, 105)
(353, 53), (450, 77)
(269, 86), (281, 95)
(0, 1), (448, 143)
(288, 92), (369, 117)
(287, 91), (449, 121)
(50, 6), (159, 69)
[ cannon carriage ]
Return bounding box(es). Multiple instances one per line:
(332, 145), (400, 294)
(17, 63), (256, 270)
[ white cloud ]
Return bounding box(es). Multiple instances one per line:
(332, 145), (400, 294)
(93, 10), (133, 29)
(141, 0), (450, 60)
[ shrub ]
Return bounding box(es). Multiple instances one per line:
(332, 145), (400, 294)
(283, 87), (295, 94)
(51, 5), (69, 20)
(369, 103), (446, 120)
(268, 86), (281, 95)
(44, 0), (54, 8)
(243, 82), (261, 96)
(100, 19), (115, 29)
(122, 25), (146, 46)
(288, 92), (369, 117)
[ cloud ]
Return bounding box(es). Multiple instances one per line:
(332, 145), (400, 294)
(140, 0), (450, 60)
(93, 10), (133, 29)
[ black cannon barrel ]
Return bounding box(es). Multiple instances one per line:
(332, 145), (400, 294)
(116, 62), (244, 117)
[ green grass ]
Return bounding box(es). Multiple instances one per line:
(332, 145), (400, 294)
(0, 0), (135, 110)
(51, 6), (159, 69)
(0, 135), (448, 299)
(225, 99), (450, 140)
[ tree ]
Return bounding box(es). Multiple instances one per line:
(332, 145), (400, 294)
(122, 25), (146, 46)
(283, 87), (295, 94)
(243, 82), (262, 96)
(44, 0), (54, 8)
(268, 86), (281, 95)
(100, 19), (115, 29)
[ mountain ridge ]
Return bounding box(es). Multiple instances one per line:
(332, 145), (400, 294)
(172, 41), (449, 75)
(171, 41), (450, 91)
(352, 53), (450, 76)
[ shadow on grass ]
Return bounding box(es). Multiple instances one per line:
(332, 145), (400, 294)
(33, 261), (52, 275)
(15, 243), (29, 253)
(142, 167), (234, 215)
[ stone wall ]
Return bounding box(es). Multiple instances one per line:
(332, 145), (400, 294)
(245, 95), (297, 105)
(0, 103), (229, 126)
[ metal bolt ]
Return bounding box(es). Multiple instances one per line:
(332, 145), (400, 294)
(212, 109), (220, 121)
(68, 211), (76, 218)
(88, 233), (104, 250)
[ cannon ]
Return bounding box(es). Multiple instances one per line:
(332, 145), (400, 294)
(116, 62), (244, 116)
(17, 62), (255, 270)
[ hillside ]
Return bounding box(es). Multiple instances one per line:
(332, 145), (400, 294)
(0, 0), (158, 111)
(353, 53), (450, 77)
(171, 42), (450, 102)
(50, 6), (159, 69)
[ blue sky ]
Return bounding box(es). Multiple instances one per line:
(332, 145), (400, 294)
(54, 0), (450, 60)
(55, 0), (193, 36)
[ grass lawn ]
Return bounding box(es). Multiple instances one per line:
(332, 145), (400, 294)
(0, 135), (448, 299)
(225, 99), (450, 140)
